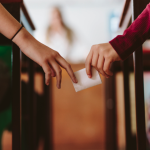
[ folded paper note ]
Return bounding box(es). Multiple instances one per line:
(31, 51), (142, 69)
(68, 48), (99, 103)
(72, 68), (102, 92)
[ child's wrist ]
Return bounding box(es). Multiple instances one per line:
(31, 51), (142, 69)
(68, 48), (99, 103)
(12, 27), (34, 51)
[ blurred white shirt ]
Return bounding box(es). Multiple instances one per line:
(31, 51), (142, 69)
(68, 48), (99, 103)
(45, 30), (89, 64)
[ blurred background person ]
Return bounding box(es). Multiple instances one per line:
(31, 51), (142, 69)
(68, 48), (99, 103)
(46, 7), (73, 60)
(45, 7), (88, 64)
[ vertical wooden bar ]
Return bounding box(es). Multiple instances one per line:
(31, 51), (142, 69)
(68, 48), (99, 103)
(27, 59), (36, 150)
(12, 3), (21, 150)
(122, 60), (134, 150)
(105, 73), (117, 150)
(43, 75), (53, 150)
(132, 0), (147, 149)
(133, 48), (146, 150)
(12, 43), (21, 150)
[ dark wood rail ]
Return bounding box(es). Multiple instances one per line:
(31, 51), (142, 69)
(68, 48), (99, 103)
(0, 1), (52, 150)
(0, 0), (22, 4)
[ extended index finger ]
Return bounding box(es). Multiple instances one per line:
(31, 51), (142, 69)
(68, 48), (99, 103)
(55, 55), (78, 83)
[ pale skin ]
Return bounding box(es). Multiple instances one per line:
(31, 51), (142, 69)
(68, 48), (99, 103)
(0, 3), (78, 89)
(85, 43), (121, 78)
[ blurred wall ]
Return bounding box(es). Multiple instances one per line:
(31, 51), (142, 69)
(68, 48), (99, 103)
(24, 0), (124, 57)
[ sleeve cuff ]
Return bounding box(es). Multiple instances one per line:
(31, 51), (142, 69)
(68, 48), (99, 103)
(109, 36), (131, 60)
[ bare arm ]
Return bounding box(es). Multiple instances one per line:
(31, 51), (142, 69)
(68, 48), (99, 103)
(0, 3), (77, 88)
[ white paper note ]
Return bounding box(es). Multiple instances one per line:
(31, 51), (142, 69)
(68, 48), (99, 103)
(72, 68), (102, 92)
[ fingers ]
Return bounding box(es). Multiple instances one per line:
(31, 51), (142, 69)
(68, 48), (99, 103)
(55, 55), (78, 83)
(50, 67), (56, 77)
(85, 50), (112, 78)
(103, 59), (113, 76)
(85, 50), (93, 78)
(85, 43), (115, 78)
(44, 51), (77, 89)
(91, 52), (99, 69)
(51, 61), (62, 89)
(97, 56), (110, 78)
(42, 62), (52, 85)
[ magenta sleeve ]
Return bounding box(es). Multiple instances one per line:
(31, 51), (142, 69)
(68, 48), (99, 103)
(109, 3), (150, 60)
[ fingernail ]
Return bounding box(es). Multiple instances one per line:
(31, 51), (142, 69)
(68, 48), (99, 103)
(57, 84), (60, 89)
(75, 78), (78, 83)
(46, 81), (49, 85)
(88, 75), (91, 78)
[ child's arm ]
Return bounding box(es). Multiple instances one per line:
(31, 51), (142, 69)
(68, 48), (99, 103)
(86, 3), (150, 78)
(0, 3), (77, 89)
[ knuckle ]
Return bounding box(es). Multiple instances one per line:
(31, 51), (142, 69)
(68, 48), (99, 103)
(93, 64), (97, 68)
(67, 63), (71, 68)
(105, 54), (112, 61)
(99, 48), (104, 54)
(95, 44), (100, 49)
(91, 45), (96, 51)
(92, 62), (96, 67)
(99, 70), (104, 75)
(97, 66), (102, 71)
(104, 68), (108, 73)
(58, 68), (62, 74)
(47, 70), (51, 76)
(53, 51), (59, 57)
(57, 52), (60, 56)
(105, 55), (110, 59)
(41, 59), (47, 65)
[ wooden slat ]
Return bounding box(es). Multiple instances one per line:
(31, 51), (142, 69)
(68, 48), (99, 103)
(132, 0), (148, 149)
(122, 60), (137, 150)
(12, 42), (21, 150)
(43, 75), (53, 150)
(10, 3), (21, 150)
(119, 0), (131, 27)
(105, 72), (117, 150)
(27, 59), (37, 150)
(133, 48), (146, 150)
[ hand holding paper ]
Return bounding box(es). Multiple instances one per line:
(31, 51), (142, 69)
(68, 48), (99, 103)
(72, 67), (102, 92)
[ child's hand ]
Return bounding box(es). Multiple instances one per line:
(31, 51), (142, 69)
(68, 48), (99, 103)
(85, 43), (121, 78)
(13, 28), (78, 89)
(35, 44), (78, 89)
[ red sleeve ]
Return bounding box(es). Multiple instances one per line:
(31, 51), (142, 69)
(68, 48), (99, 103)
(109, 3), (150, 60)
